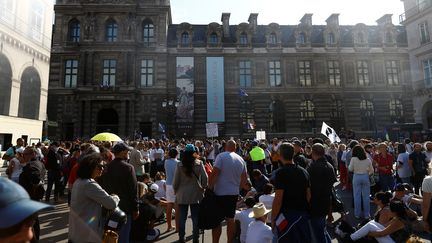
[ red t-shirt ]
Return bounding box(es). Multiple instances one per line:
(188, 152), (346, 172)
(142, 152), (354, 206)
(373, 153), (393, 175)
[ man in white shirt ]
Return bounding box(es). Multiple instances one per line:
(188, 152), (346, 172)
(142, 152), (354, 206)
(234, 197), (255, 243)
(245, 203), (273, 243)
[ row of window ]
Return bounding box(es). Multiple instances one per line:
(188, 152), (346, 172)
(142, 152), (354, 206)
(68, 18), (155, 44)
(240, 99), (404, 132)
(65, 59), (400, 88)
(241, 60), (399, 87)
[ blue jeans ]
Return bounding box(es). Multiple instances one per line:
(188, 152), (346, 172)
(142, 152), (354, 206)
(310, 217), (331, 243)
(353, 174), (370, 218)
(178, 204), (199, 241)
(379, 174), (394, 191)
(119, 214), (132, 243)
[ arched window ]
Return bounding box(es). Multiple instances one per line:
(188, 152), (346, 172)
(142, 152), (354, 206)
(269, 100), (286, 132)
(68, 19), (80, 42)
(209, 32), (218, 45)
(240, 99), (255, 133)
(181, 32), (190, 46)
(297, 32), (306, 44)
(300, 100), (315, 132)
(105, 19), (118, 42)
(331, 99), (345, 131)
(390, 99), (404, 123)
(143, 21), (154, 45)
(358, 32), (365, 43)
(360, 100), (375, 130)
(18, 67), (41, 120)
(269, 32), (277, 44)
(327, 32), (335, 45)
(0, 53), (12, 115)
(239, 32), (248, 45)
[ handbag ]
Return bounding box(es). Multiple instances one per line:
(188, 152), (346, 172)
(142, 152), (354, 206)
(331, 187), (344, 213)
(198, 188), (223, 229)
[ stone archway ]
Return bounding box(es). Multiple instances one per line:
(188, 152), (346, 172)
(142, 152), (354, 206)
(422, 100), (432, 129)
(0, 53), (12, 115)
(18, 66), (41, 119)
(96, 108), (119, 134)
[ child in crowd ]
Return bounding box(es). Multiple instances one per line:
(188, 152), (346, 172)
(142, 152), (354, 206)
(154, 172), (166, 200)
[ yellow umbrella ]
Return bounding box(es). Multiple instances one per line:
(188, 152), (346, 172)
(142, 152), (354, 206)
(91, 132), (122, 142)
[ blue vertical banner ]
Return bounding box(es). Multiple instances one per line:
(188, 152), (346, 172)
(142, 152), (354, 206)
(206, 57), (225, 122)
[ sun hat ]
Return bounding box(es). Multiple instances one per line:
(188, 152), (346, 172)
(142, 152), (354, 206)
(0, 177), (53, 228)
(111, 142), (133, 153)
(248, 202), (271, 219)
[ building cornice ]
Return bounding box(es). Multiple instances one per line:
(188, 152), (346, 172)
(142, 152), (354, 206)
(0, 31), (50, 63)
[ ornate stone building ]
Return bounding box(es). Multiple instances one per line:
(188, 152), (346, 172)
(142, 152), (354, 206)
(48, 0), (413, 140)
(0, 0), (53, 149)
(401, 0), (432, 130)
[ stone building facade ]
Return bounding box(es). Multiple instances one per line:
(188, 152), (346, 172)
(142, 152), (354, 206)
(401, 0), (432, 130)
(48, 0), (413, 140)
(0, 0), (53, 149)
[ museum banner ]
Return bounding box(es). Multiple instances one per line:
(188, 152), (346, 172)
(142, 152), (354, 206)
(176, 57), (194, 136)
(206, 57), (225, 122)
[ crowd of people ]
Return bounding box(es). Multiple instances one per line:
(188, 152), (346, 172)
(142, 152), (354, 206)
(1, 136), (432, 242)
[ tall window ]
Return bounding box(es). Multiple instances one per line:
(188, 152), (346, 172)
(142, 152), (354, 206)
(269, 61), (281, 87)
(328, 60), (341, 86)
(269, 33), (277, 44)
(357, 32), (365, 43)
(386, 61), (399, 85)
(385, 31), (393, 43)
(240, 99), (255, 133)
(239, 61), (252, 87)
(424, 59), (432, 86)
(209, 32), (218, 45)
(0, 0), (15, 24)
(357, 61), (369, 85)
(68, 19), (80, 42)
(331, 99), (345, 131)
(30, 2), (44, 42)
(140, 59), (153, 87)
(297, 32), (306, 44)
(239, 32), (248, 45)
(419, 22), (430, 44)
(300, 100), (315, 132)
(106, 19), (118, 42)
(64, 60), (78, 88)
(269, 100), (286, 132)
(102, 59), (116, 86)
(181, 32), (189, 46)
(327, 32), (335, 45)
(299, 61), (312, 87)
(360, 100), (375, 130)
(143, 22), (154, 45)
(390, 99), (404, 123)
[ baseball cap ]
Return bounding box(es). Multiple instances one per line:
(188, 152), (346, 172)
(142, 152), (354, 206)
(185, 144), (197, 152)
(111, 142), (133, 153)
(15, 147), (25, 154)
(149, 183), (159, 193)
(0, 177), (53, 228)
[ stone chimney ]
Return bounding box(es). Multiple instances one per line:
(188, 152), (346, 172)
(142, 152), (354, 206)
(326, 14), (339, 26)
(221, 13), (231, 37)
(300, 14), (313, 26)
(248, 13), (258, 32)
(376, 14), (393, 26)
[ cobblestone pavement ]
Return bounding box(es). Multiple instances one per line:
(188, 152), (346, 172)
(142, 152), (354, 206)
(1, 165), (430, 242)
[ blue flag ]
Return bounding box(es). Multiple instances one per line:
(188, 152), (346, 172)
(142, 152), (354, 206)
(239, 88), (248, 97)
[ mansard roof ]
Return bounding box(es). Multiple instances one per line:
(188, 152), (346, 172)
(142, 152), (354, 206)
(167, 24), (407, 48)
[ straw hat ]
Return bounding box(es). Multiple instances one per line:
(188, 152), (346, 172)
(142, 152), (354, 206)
(248, 203), (271, 218)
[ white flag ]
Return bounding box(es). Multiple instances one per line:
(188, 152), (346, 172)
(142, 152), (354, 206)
(321, 122), (341, 143)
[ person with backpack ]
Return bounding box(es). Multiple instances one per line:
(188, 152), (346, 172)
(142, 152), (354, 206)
(45, 142), (63, 202)
(19, 147), (47, 242)
(2, 138), (24, 168)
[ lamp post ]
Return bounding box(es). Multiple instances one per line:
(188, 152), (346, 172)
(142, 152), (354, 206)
(161, 98), (179, 138)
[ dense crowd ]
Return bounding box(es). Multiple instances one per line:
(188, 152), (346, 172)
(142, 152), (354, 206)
(1, 136), (432, 243)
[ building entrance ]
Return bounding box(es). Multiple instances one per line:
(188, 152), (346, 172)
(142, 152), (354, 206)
(96, 108), (119, 134)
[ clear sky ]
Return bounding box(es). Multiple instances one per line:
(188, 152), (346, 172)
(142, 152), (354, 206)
(170, 0), (405, 26)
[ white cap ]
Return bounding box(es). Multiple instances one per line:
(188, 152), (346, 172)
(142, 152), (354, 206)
(16, 147), (25, 154)
(149, 183), (159, 193)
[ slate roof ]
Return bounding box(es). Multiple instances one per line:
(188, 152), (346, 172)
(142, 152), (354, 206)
(167, 24), (408, 48)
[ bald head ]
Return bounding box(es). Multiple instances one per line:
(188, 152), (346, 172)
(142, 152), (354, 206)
(226, 140), (236, 152)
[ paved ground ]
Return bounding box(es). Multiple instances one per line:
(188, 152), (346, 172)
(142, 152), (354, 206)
(1, 164), (430, 242)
